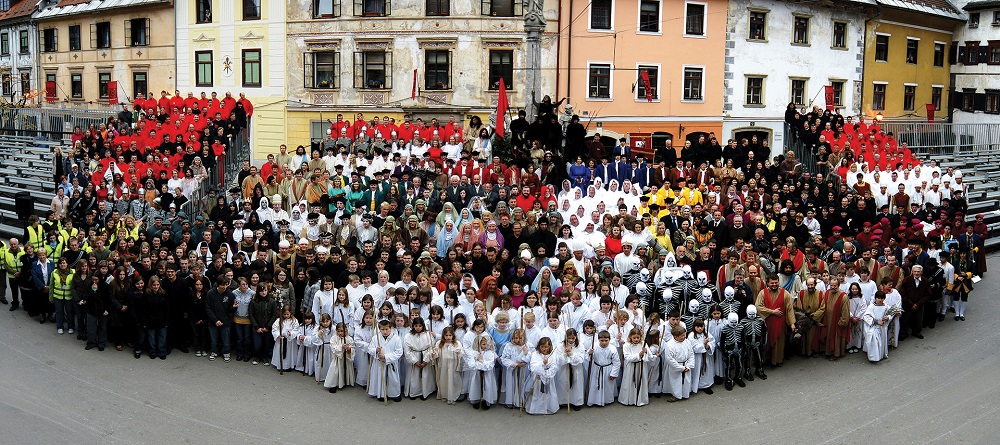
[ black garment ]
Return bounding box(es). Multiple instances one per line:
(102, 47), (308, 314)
(205, 287), (236, 326)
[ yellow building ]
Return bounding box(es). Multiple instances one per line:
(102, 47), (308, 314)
(175, 0), (286, 161)
(35, 0), (175, 104)
(862, 0), (964, 122)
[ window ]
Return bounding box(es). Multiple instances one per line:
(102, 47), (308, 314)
(748, 11), (766, 40)
(903, 85), (915, 111)
(243, 0), (261, 20)
(354, 51), (392, 89)
(71, 73), (83, 98)
(875, 35), (888, 62)
(872, 83), (886, 111)
(93, 22), (111, 49)
(18, 72), (28, 96)
(987, 91), (1000, 114)
(965, 42), (979, 64)
(426, 0), (448, 16)
(242, 49), (261, 87)
(931, 86), (942, 111)
(481, 0), (519, 17)
(682, 67), (703, 101)
(0, 0), (7, 11)
(69, 25), (80, 51)
(746, 76), (764, 105)
(960, 89), (974, 112)
(18, 30), (27, 54)
(42, 28), (57, 52)
(488, 49), (512, 90)
(424, 50), (451, 90)
(906, 38), (918, 64)
(790, 78), (806, 106)
(793, 16), (809, 44)
(637, 65), (658, 100)
(969, 12), (979, 28)
(994, 10), (1000, 25)
(989, 41), (1000, 64)
(685, 2), (705, 36)
(98, 73), (111, 99)
(133, 72), (147, 99)
(831, 80), (844, 107)
(933, 42), (945, 67)
(950, 42), (958, 65)
(833, 22), (846, 48)
(1, 74), (10, 96)
(126, 18), (149, 47)
(587, 63), (611, 99)
(590, 0), (611, 30)
(196, 51), (213, 87)
(639, 0), (660, 33)
(197, 0), (212, 23)
(0, 33), (7, 56)
(314, 0), (341, 17)
(304, 51), (341, 89)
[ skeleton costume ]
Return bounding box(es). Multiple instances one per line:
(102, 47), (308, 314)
(693, 271), (719, 306)
(676, 265), (698, 314)
(697, 288), (715, 322)
(719, 286), (741, 319)
(625, 266), (653, 292)
(740, 305), (767, 382)
(681, 300), (700, 334)
(658, 272), (685, 317)
(720, 313), (744, 391)
(654, 253), (683, 284)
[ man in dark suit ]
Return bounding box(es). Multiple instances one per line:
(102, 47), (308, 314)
(898, 265), (928, 340)
(31, 249), (55, 321)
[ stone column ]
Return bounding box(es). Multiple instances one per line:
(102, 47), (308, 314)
(523, 0), (546, 120)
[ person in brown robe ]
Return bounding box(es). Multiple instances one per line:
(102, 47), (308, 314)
(821, 277), (850, 360)
(756, 275), (796, 367)
(794, 277), (826, 356)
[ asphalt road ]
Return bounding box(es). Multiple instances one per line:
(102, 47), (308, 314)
(1, 258), (997, 445)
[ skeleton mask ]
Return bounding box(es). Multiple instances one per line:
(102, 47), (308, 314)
(639, 268), (650, 281)
(635, 281), (648, 296)
(663, 273), (677, 286)
(664, 253), (677, 268)
(727, 313), (739, 324)
(701, 288), (713, 303)
(697, 271), (709, 286)
(682, 265), (693, 279)
(724, 286), (735, 301)
(746, 305), (758, 318)
(688, 299), (700, 313)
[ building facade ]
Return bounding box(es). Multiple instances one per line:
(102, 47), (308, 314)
(862, 0), (963, 123)
(950, 0), (1000, 124)
(175, 0), (286, 160)
(555, 0), (726, 150)
(0, 0), (39, 103)
(284, 0), (559, 151)
(34, 0), (175, 105)
(724, 0), (873, 158)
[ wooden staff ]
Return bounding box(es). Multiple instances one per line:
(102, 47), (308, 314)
(512, 365), (520, 417)
(378, 332), (388, 405)
(565, 358), (571, 415)
(341, 333), (348, 390)
(279, 335), (286, 375)
(428, 331), (440, 401)
(316, 327), (324, 385)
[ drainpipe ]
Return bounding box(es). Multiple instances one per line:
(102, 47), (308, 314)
(563, 0), (571, 109)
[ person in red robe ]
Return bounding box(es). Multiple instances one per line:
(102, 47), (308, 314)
(755, 275), (796, 366)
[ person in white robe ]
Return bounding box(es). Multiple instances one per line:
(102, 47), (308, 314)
(435, 327), (465, 404)
(296, 316), (318, 375)
(862, 292), (890, 362)
(846, 284), (867, 353)
(403, 319), (437, 399)
(525, 337), (562, 415)
(271, 310), (299, 371)
(353, 314), (374, 386)
(323, 322), (355, 391)
(367, 320), (404, 401)
(311, 316), (335, 382)
(556, 329), (586, 409)
(663, 325), (694, 401)
(586, 331), (621, 406)
(619, 328), (655, 406)
(466, 336), (499, 408)
(688, 319), (715, 394)
(500, 330), (532, 408)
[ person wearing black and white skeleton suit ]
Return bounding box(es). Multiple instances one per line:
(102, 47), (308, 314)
(692, 271), (719, 306)
(719, 286), (741, 319)
(658, 271), (684, 317)
(675, 265), (698, 315)
(625, 266), (652, 293)
(740, 305), (767, 382)
(720, 312), (744, 391)
(697, 288), (715, 322)
(632, 269), (655, 310)
(681, 300), (700, 334)
(655, 252), (682, 280)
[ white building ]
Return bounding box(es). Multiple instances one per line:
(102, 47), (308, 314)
(950, 0), (1000, 124)
(0, 0), (39, 103)
(723, 0), (874, 158)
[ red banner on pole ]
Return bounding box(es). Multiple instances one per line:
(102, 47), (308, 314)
(108, 80), (118, 104)
(641, 70), (653, 103)
(495, 77), (509, 138)
(411, 69), (417, 99)
(824, 85), (835, 110)
(45, 81), (56, 103)
(925, 103), (935, 123)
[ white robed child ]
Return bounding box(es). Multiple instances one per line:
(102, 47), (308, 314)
(706, 305), (726, 383)
(862, 291), (891, 363)
(271, 307), (299, 371)
(556, 328), (586, 410)
(403, 317), (437, 400)
(846, 283), (867, 354)
(687, 319), (715, 394)
(586, 330), (621, 407)
(619, 327), (656, 406)
(367, 319), (404, 402)
(460, 319), (488, 401)
(312, 314), (335, 382)
(499, 329), (531, 408)
(296, 313), (319, 375)
(353, 312), (375, 386)
(525, 337), (562, 415)
(434, 326), (465, 404)
(466, 335), (499, 409)
(324, 322), (355, 392)
(663, 325), (695, 402)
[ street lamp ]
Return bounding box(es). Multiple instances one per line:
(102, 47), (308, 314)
(875, 112), (884, 122)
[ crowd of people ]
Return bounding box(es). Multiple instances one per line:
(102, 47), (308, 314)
(0, 94), (988, 414)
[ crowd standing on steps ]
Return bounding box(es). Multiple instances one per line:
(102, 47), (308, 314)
(0, 93), (985, 413)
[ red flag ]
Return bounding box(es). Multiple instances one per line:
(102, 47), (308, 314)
(412, 69), (417, 99)
(925, 103), (935, 123)
(495, 77), (509, 138)
(824, 85), (835, 110)
(108, 80), (118, 105)
(45, 81), (56, 103)
(641, 70), (653, 103)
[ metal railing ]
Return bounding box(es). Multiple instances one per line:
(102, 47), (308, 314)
(181, 128), (251, 219)
(880, 123), (1000, 157)
(0, 106), (118, 141)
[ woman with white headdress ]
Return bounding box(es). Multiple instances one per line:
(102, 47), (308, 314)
(436, 202), (460, 229)
(256, 196), (271, 225)
(621, 180), (641, 213)
(436, 219), (460, 258)
(558, 179), (574, 202)
(530, 266), (560, 292)
(288, 206), (306, 236)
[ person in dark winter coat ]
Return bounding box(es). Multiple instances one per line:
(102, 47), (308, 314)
(205, 277), (237, 361)
(141, 276), (171, 359)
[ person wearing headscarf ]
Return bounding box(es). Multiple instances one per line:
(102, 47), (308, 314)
(436, 219), (460, 258)
(530, 265), (560, 292)
(478, 220), (505, 251)
(436, 202), (460, 229)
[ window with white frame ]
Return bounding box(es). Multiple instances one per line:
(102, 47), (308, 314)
(832, 21), (846, 48)
(872, 83), (886, 111)
(684, 2), (705, 36)
(636, 65), (658, 100)
(682, 67), (703, 101)
(790, 78), (807, 106)
(903, 84), (916, 111)
(590, 0), (612, 30)
(638, 0), (660, 33)
(831, 80), (844, 107)
(792, 16), (809, 44)
(748, 10), (766, 40)
(746, 76), (764, 105)
(588, 63), (611, 99)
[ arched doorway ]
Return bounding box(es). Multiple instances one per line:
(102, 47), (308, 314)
(732, 126), (775, 161)
(685, 131), (710, 147)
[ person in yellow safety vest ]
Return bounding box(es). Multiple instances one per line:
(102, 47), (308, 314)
(58, 220), (79, 245)
(25, 215), (46, 252)
(0, 238), (24, 308)
(44, 231), (64, 261)
(48, 256), (75, 334)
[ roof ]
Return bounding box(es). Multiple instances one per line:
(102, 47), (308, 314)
(876, 0), (967, 20)
(963, 0), (1000, 10)
(34, 0), (171, 20)
(0, 0), (40, 22)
